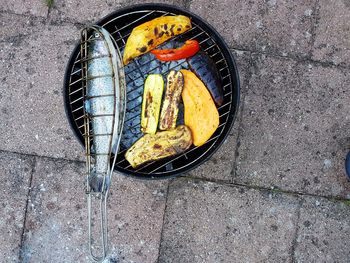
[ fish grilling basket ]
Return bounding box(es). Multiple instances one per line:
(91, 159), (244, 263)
(64, 3), (240, 179)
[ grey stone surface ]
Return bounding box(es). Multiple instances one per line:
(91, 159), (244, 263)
(21, 157), (168, 262)
(189, 0), (315, 57)
(234, 54), (350, 198)
(0, 12), (44, 39)
(49, 0), (185, 24)
(294, 197), (350, 262)
(312, 0), (350, 66)
(229, 49), (251, 135)
(1, 1), (350, 262)
(159, 178), (300, 263)
(187, 134), (237, 182)
(19, 158), (87, 262)
(0, 151), (33, 262)
(0, 13), (84, 161)
(231, 49), (251, 95)
(106, 175), (168, 263)
(48, 0), (122, 24)
(1, 0), (48, 17)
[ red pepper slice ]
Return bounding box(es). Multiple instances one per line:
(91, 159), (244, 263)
(151, 40), (200, 61)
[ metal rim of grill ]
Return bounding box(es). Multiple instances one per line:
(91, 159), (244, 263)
(63, 3), (240, 179)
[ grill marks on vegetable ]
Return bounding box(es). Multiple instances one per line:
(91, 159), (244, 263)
(137, 46), (148, 53)
(144, 92), (153, 118)
(159, 71), (184, 130)
(154, 27), (159, 36)
(157, 23), (176, 37)
(141, 74), (164, 134)
(147, 39), (154, 46)
(147, 93), (153, 104)
(170, 25), (175, 36)
(154, 143), (162, 149)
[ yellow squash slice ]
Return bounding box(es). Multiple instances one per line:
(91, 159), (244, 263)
(123, 15), (192, 65)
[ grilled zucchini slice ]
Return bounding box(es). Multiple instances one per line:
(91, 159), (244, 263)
(125, 125), (192, 168)
(159, 70), (184, 130)
(141, 74), (164, 134)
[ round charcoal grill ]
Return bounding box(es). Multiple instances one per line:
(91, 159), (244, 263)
(64, 4), (240, 179)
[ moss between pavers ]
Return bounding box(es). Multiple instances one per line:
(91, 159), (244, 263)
(44, 0), (54, 8)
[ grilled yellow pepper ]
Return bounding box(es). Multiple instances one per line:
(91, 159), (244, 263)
(123, 15), (192, 65)
(159, 70), (184, 130)
(141, 74), (164, 134)
(125, 125), (192, 168)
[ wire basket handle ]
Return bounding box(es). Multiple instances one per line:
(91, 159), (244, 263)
(87, 192), (108, 261)
(80, 25), (126, 262)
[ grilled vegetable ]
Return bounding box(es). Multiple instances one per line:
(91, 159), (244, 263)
(159, 71), (184, 130)
(151, 40), (200, 61)
(141, 74), (164, 134)
(123, 15), (192, 65)
(187, 51), (223, 106)
(180, 69), (219, 147)
(125, 125), (193, 168)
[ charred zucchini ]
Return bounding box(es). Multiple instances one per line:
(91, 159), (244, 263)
(125, 125), (193, 168)
(181, 69), (219, 146)
(123, 15), (192, 65)
(141, 74), (164, 134)
(159, 71), (184, 130)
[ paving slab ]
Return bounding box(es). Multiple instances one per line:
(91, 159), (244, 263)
(48, 0), (185, 24)
(20, 157), (168, 262)
(189, 0), (315, 58)
(106, 175), (168, 263)
(159, 178), (300, 263)
(312, 0), (350, 66)
(48, 0), (122, 24)
(294, 197), (350, 262)
(0, 151), (34, 263)
(187, 134), (238, 182)
(231, 49), (252, 96)
(0, 13), (84, 161)
(234, 54), (350, 198)
(0, 12), (45, 38)
(1, 0), (48, 17)
(229, 49), (252, 136)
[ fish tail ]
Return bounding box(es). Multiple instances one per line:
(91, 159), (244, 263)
(88, 169), (111, 192)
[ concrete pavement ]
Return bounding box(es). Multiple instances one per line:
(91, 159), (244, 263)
(0, 0), (349, 262)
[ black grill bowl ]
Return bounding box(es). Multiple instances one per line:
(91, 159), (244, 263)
(63, 3), (240, 179)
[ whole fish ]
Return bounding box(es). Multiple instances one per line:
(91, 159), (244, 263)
(84, 26), (126, 192)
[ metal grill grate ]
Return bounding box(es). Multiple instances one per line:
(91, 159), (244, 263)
(65, 5), (239, 179)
